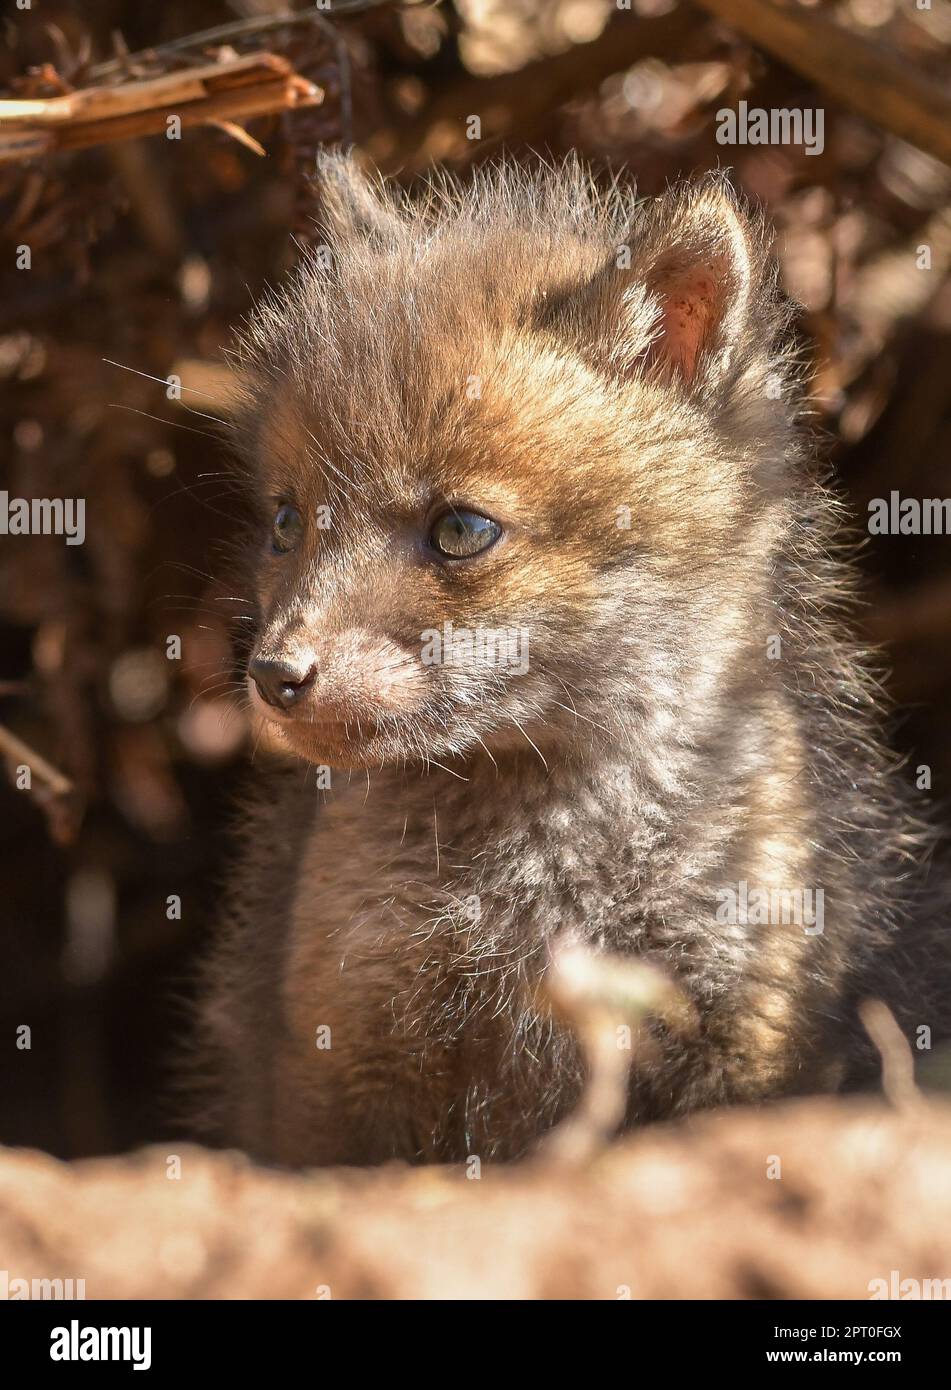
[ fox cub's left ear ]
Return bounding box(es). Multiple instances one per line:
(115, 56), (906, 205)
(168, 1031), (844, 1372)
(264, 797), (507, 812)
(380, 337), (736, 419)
(552, 178), (764, 392)
(312, 148), (405, 249)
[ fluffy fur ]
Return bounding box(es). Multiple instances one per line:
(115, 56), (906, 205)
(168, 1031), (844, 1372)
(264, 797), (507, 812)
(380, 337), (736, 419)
(194, 153), (948, 1165)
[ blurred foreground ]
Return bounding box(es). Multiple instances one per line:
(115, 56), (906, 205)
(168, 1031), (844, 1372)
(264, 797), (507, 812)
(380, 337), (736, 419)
(2, 1095), (950, 1298)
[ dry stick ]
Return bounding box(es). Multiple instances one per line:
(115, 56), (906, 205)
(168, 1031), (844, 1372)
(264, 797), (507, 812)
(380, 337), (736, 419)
(859, 999), (922, 1111)
(694, 0), (951, 168)
(0, 723), (72, 797)
(0, 53), (300, 124)
(539, 943), (696, 1166)
(56, 81), (320, 154)
(0, 54), (323, 163)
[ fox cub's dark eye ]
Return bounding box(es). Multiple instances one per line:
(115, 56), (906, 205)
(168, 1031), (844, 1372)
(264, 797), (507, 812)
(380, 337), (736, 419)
(271, 504), (303, 554)
(430, 510), (501, 559)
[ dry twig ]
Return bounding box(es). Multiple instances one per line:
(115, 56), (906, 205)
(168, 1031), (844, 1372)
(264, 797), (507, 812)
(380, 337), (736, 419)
(859, 998), (923, 1111)
(0, 53), (323, 163)
(539, 942), (696, 1166)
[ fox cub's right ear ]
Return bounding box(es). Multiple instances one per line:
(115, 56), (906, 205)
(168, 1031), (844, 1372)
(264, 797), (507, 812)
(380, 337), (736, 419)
(544, 177), (767, 394)
(312, 149), (406, 249)
(633, 181), (754, 386)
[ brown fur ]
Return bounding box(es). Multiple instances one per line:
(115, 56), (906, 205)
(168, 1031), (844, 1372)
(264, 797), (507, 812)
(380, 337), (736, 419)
(193, 154), (949, 1165)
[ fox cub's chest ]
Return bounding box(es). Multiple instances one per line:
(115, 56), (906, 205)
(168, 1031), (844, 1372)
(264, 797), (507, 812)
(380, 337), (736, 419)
(282, 782), (493, 1025)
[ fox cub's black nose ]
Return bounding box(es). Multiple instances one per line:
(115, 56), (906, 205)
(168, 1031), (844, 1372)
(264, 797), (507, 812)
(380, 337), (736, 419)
(250, 656), (316, 710)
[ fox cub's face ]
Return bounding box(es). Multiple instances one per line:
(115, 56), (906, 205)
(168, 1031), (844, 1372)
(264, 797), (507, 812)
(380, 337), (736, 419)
(234, 154), (789, 772)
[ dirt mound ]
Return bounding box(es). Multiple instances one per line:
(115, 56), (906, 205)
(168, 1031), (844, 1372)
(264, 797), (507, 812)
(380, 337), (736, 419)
(2, 1096), (949, 1300)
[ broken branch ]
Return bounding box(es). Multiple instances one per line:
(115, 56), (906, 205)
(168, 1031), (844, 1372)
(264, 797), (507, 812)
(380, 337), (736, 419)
(0, 722), (72, 797)
(0, 53), (323, 163)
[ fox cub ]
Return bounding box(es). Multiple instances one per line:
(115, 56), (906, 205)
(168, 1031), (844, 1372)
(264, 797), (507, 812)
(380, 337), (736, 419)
(196, 154), (947, 1165)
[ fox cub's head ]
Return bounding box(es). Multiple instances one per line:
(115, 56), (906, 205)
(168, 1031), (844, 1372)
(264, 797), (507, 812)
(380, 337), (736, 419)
(232, 152), (792, 773)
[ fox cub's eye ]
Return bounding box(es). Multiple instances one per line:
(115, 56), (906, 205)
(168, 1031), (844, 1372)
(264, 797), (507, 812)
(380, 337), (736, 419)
(271, 504), (303, 554)
(430, 510), (501, 559)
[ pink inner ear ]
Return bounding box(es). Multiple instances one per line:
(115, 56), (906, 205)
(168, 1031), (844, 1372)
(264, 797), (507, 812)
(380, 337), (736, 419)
(654, 262), (721, 382)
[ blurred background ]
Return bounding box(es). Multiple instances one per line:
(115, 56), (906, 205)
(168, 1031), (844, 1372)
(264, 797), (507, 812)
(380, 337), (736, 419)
(1, 0), (950, 1160)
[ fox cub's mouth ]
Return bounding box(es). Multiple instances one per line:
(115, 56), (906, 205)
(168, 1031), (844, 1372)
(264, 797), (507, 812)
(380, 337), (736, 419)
(243, 628), (430, 767)
(246, 672), (369, 763)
